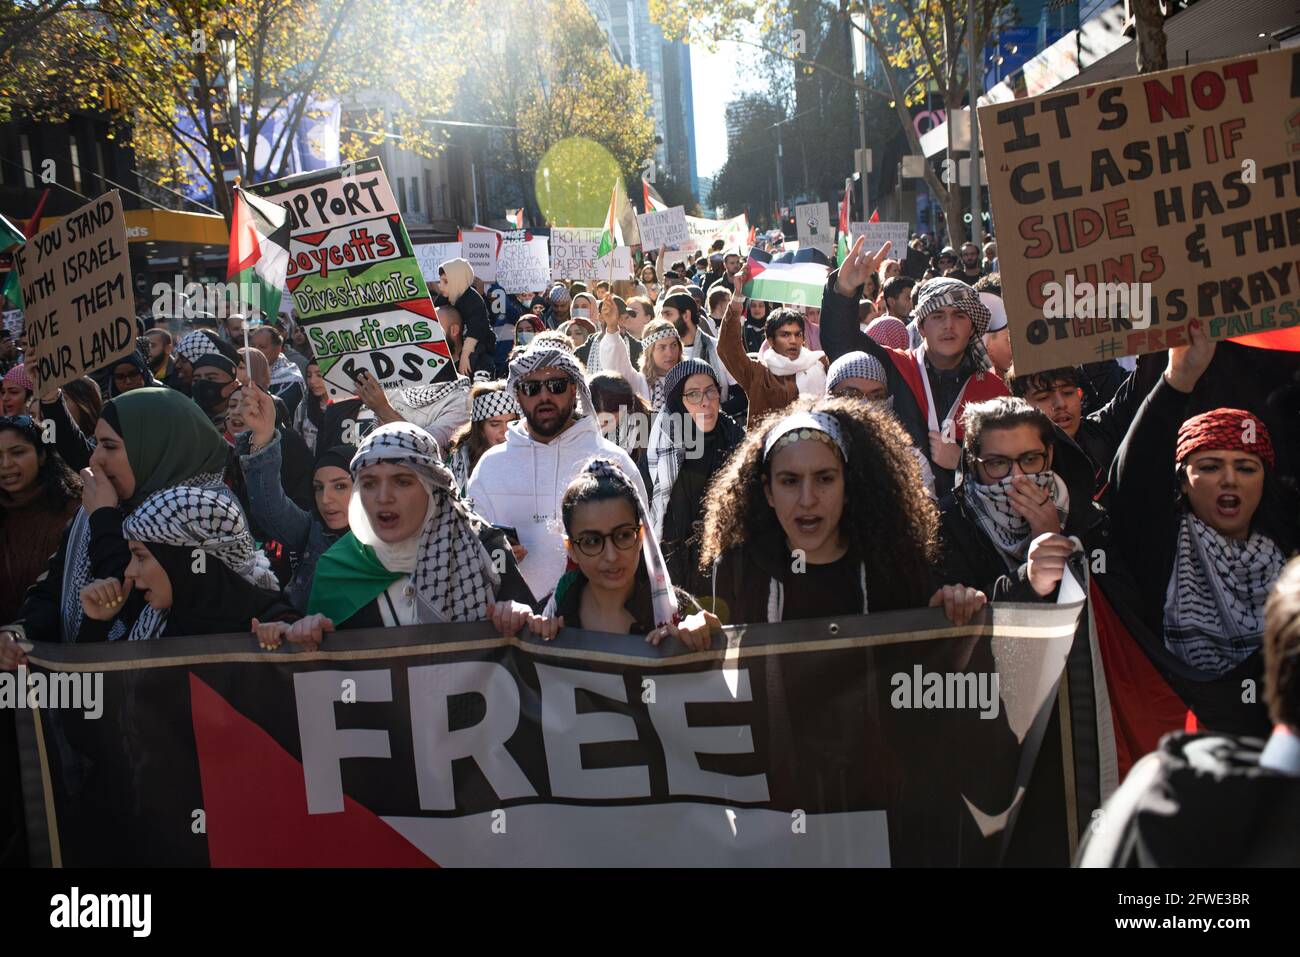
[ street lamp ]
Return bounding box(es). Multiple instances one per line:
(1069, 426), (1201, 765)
(214, 27), (241, 177)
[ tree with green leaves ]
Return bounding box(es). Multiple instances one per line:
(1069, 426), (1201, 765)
(651, 0), (1013, 244)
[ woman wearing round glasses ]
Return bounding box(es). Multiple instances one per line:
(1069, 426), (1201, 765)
(936, 396), (1104, 603)
(646, 359), (743, 596)
(489, 457), (718, 649)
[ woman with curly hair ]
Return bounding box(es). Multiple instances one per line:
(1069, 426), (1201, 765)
(698, 394), (987, 625)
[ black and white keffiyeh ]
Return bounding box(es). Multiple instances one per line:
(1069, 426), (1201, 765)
(826, 351), (887, 393)
(270, 353), (304, 390)
(176, 330), (223, 365)
(472, 388), (521, 422)
(647, 359), (717, 539)
(543, 457), (680, 629)
(60, 470), (230, 643)
(349, 422), (501, 623)
(400, 374), (470, 410)
(1163, 515), (1285, 675)
(957, 463), (1070, 572)
(506, 345), (593, 418)
(120, 485), (278, 641)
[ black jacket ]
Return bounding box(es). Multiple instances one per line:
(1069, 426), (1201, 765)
(442, 286), (497, 376)
(575, 329), (643, 370)
(1077, 732), (1300, 866)
(1072, 353), (1164, 497)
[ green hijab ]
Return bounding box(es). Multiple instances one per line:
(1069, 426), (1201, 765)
(308, 531), (404, 624)
(101, 387), (230, 509)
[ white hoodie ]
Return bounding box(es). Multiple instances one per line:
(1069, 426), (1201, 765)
(465, 415), (648, 599)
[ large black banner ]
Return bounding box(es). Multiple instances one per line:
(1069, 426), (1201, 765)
(16, 603), (1081, 866)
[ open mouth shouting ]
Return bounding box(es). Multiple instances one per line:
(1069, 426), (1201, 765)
(1215, 493), (1242, 519)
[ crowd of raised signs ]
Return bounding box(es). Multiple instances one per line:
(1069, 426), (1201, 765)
(1, 230), (1299, 867)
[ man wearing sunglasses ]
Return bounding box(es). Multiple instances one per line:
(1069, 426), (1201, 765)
(465, 347), (647, 599)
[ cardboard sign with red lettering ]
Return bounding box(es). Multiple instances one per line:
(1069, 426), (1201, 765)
(12, 191), (136, 394)
(979, 48), (1300, 375)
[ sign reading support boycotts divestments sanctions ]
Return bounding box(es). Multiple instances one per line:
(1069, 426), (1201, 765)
(979, 47), (1300, 375)
(12, 191), (136, 394)
(16, 603), (1081, 867)
(249, 158), (454, 399)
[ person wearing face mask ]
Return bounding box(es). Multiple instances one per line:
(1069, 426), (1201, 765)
(645, 359), (744, 597)
(1111, 324), (1295, 689)
(235, 382), (356, 610)
(271, 423), (533, 646)
(488, 458), (718, 650)
(0, 387), (233, 659)
(826, 351), (935, 497)
(435, 259), (496, 378)
(188, 340), (245, 432)
(77, 485), (291, 641)
(512, 315), (544, 354)
(822, 237), (1010, 498)
(444, 382), (520, 494)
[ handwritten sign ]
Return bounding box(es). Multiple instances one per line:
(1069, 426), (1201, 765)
(850, 221), (911, 254)
(979, 47), (1300, 375)
(12, 191), (136, 394)
(591, 246), (632, 279)
(796, 202), (833, 255)
(413, 242), (463, 283)
(496, 235), (551, 294)
(550, 227), (601, 280)
(462, 230), (498, 281)
(251, 158), (453, 399)
(685, 213), (748, 252)
(635, 206), (689, 251)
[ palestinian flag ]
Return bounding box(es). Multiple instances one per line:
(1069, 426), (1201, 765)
(506, 208), (525, 228)
(643, 180), (669, 213)
(742, 247), (831, 308)
(596, 178), (625, 258)
(227, 186), (289, 320)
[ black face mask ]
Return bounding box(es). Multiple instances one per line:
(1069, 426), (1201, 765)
(190, 379), (231, 415)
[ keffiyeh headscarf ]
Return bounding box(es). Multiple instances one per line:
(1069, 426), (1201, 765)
(400, 374), (470, 410)
(1163, 515), (1285, 674)
(865, 317), (911, 351)
(647, 359), (718, 538)
(507, 345), (593, 418)
(3, 363), (33, 395)
(826, 352), (887, 394)
(544, 457), (680, 629)
(347, 422), (500, 623)
(120, 485), (279, 640)
(955, 454), (1070, 572)
(472, 388), (521, 422)
(176, 330), (225, 365)
(911, 277), (994, 372)
(1176, 408), (1275, 470)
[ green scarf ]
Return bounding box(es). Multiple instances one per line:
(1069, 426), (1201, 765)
(308, 531), (404, 624)
(104, 387), (230, 509)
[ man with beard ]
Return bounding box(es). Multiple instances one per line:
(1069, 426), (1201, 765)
(958, 242), (984, 283)
(465, 346), (647, 600)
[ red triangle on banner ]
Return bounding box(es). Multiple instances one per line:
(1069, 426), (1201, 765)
(189, 673), (436, 867)
(1228, 327), (1300, 352)
(868, 208), (880, 223)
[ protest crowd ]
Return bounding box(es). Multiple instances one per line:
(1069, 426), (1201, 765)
(3, 175), (1300, 869)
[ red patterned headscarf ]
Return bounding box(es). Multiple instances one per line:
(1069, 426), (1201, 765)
(1176, 408), (1275, 470)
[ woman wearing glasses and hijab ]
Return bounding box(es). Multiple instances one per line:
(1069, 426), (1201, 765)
(489, 457), (719, 649)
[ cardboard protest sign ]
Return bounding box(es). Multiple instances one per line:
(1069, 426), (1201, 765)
(461, 229), (498, 281)
(592, 246), (632, 279)
(412, 242), (462, 283)
(250, 158), (453, 399)
(18, 603), (1081, 867)
(795, 202), (833, 255)
(11, 191), (136, 394)
(549, 227), (601, 280)
(685, 213), (749, 252)
(2, 309), (22, 340)
(979, 47), (1300, 375)
(851, 221), (911, 253)
(496, 235), (551, 294)
(635, 206), (689, 251)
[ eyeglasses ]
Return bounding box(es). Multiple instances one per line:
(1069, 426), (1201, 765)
(682, 386), (720, 405)
(831, 386), (885, 402)
(975, 450), (1047, 480)
(517, 376), (572, 397)
(570, 523), (642, 556)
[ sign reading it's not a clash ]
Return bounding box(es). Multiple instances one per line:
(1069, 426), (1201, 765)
(980, 46), (1300, 375)
(250, 158), (454, 399)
